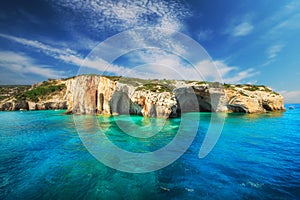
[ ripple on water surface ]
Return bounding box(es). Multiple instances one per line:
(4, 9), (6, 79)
(0, 107), (300, 199)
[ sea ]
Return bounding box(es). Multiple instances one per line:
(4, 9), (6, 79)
(0, 104), (299, 200)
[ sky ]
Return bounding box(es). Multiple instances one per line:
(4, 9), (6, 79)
(0, 0), (299, 103)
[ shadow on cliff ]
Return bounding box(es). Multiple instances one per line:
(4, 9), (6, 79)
(107, 91), (142, 115)
(102, 88), (218, 118)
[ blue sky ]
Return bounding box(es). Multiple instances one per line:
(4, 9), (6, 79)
(0, 0), (299, 103)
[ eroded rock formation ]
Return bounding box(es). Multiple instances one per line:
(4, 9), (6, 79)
(66, 76), (177, 117)
(0, 75), (285, 117)
(225, 86), (285, 113)
(65, 75), (284, 117)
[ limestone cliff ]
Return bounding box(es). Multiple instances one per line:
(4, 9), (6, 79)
(66, 76), (177, 117)
(0, 75), (285, 117)
(224, 84), (285, 113)
(65, 75), (285, 117)
(68, 75), (101, 114)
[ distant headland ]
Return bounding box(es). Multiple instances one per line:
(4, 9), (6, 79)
(0, 75), (285, 117)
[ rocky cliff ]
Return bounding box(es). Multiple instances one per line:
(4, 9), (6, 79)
(0, 75), (285, 117)
(67, 75), (177, 118)
(0, 79), (69, 111)
(63, 75), (285, 117)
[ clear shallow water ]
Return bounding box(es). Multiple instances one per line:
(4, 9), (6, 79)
(0, 105), (299, 199)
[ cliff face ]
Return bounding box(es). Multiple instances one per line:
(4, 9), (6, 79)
(68, 75), (102, 114)
(67, 76), (177, 117)
(225, 86), (285, 113)
(0, 75), (285, 117)
(65, 75), (284, 117)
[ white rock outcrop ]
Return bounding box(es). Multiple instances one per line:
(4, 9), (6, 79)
(0, 75), (285, 116)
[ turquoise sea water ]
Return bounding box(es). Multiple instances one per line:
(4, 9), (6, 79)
(0, 105), (300, 199)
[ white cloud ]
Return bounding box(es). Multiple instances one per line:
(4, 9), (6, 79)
(114, 49), (220, 81)
(222, 68), (259, 83)
(0, 0), (215, 83)
(50, 0), (190, 34)
(0, 0), (193, 79)
(0, 33), (89, 71)
(0, 51), (65, 79)
(267, 44), (285, 59)
(0, 32), (257, 85)
(275, 12), (300, 30)
(56, 0), (186, 59)
(212, 60), (237, 77)
(58, 45), (254, 83)
(259, 2), (300, 41)
(232, 22), (254, 36)
(278, 90), (300, 103)
(112, 5), (139, 21)
(285, 1), (300, 10)
(60, 54), (128, 74)
(0, 33), (79, 59)
(197, 29), (214, 41)
(260, 59), (276, 67)
(61, 44), (257, 83)
(254, 2), (300, 67)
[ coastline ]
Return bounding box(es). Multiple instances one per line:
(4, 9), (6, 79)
(0, 75), (286, 117)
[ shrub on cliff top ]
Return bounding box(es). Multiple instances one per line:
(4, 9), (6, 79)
(224, 83), (233, 89)
(102, 75), (122, 81)
(244, 85), (260, 91)
(0, 85), (30, 101)
(24, 84), (66, 102)
(136, 83), (172, 93)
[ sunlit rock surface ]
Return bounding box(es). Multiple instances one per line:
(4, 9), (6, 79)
(0, 75), (285, 117)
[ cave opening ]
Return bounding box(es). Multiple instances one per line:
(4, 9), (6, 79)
(110, 92), (131, 115)
(95, 90), (98, 112)
(116, 93), (130, 114)
(227, 105), (247, 113)
(99, 93), (104, 112)
(176, 94), (212, 115)
(262, 103), (272, 111)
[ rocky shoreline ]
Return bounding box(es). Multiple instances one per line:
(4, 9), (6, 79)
(0, 75), (285, 117)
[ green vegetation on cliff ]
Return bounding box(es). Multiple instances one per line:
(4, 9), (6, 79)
(136, 83), (173, 93)
(23, 83), (65, 102)
(0, 85), (30, 101)
(0, 80), (66, 103)
(234, 84), (279, 95)
(0, 75), (281, 105)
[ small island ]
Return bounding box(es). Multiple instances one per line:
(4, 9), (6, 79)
(0, 75), (285, 117)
